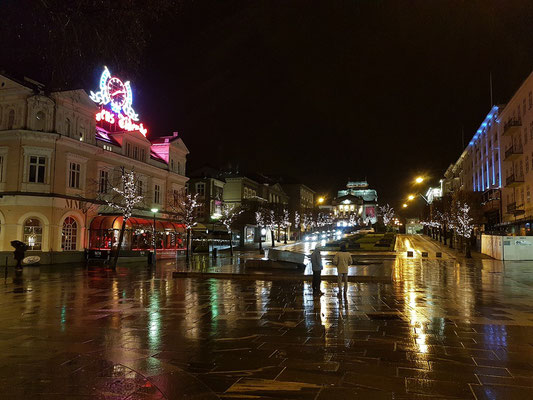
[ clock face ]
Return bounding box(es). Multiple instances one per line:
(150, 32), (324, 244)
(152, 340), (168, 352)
(107, 77), (126, 109)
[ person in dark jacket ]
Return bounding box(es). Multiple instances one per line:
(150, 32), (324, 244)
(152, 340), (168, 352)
(13, 247), (25, 270)
(310, 246), (324, 296)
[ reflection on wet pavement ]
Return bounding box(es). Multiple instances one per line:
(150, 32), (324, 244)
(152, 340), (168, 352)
(1, 247), (533, 398)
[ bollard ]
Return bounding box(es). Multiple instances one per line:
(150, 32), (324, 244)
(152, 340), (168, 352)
(407, 251), (414, 257)
(421, 252), (428, 257)
(436, 252), (442, 258)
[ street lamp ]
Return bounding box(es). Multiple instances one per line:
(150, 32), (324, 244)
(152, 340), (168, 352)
(415, 177), (424, 184)
(317, 196), (325, 204)
(402, 203), (408, 208)
(407, 194), (415, 201)
(151, 208), (158, 264)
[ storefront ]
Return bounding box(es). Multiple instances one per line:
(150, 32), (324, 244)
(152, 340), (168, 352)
(89, 216), (185, 258)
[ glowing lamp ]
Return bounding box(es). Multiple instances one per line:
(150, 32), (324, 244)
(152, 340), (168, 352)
(151, 208), (159, 213)
(402, 204), (408, 208)
(415, 177), (424, 184)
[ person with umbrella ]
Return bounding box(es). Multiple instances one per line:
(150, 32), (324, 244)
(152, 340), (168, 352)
(11, 240), (27, 270)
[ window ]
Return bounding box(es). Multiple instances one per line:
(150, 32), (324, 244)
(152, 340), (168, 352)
(137, 180), (143, 196)
(197, 204), (205, 218)
(35, 111), (46, 131)
(154, 184), (161, 204)
(0, 155), (3, 182)
(523, 99), (527, 116)
(527, 156), (530, 173)
(140, 148), (145, 161)
(177, 162), (181, 175)
(528, 186), (531, 203)
(170, 159), (174, 171)
(65, 118), (71, 136)
(133, 146), (138, 160)
(28, 156), (46, 183)
(99, 170), (108, 193)
(24, 218), (42, 250)
(521, 187), (525, 204)
(196, 183), (205, 196)
(126, 143), (131, 157)
(7, 109), (14, 129)
(103, 144), (112, 151)
(530, 92), (533, 109)
(526, 129), (528, 145)
(69, 162), (81, 188)
(61, 217), (77, 251)
(79, 125), (85, 142)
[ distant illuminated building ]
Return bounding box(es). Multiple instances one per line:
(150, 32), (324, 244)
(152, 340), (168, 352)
(333, 181), (378, 225)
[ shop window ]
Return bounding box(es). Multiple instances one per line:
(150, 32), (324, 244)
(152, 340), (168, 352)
(35, 111), (46, 131)
(99, 170), (108, 193)
(62, 217), (77, 251)
(28, 156), (46, 183)
(7, 109), (15, 129)
(69, 162), (81, 188)
(24, 218), (42, 250)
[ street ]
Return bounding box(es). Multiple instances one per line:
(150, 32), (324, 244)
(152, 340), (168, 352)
(1, 235), (533, 399)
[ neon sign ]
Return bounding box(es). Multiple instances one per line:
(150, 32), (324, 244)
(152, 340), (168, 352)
(90, 66), (148, 136)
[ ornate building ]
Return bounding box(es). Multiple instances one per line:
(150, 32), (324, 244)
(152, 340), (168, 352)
(0, 68), (189, 264)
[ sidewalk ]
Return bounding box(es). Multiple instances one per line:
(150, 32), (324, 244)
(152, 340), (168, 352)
(421, 234), (492, 260)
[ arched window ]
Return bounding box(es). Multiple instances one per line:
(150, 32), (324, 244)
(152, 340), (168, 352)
(35, 111), (46, 131)
(24, 218), (42, 250)
(65, 118), (71, 136)
(62, 217), (77, 251)
(7, 109), (15, 130)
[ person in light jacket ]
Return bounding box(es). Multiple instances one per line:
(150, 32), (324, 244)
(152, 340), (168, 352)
(310, 246), (323, 296)
(333, 244), (352, 296)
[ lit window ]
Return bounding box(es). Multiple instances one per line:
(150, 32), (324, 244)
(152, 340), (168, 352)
(24, 218), (42, 250)
(62, 217), (77, 251)
(28, 156), (46, 183)
(69, 162), (81, 188)
(103, 144), (112, 151)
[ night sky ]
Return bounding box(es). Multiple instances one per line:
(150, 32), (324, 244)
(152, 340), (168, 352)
(3, 1), (533, 208)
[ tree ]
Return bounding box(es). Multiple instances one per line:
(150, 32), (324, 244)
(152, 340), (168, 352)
(255, 208), (267, 253)
(169, 191), (202, 261)
(378, 204), (395, 231)
(105, 167), (144, 269)
(281, 208), (290, 244)
(294, 211), (301, 240)
(454, 202), (474, 257)
(219, 204), (243, 256)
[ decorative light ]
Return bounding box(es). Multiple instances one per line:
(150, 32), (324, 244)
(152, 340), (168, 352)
(90, 66), (148, 136)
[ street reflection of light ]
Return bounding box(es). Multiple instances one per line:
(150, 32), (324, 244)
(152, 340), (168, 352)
(148, 291), (161, 350)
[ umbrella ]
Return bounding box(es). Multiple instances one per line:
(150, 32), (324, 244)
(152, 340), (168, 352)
(11, 240), (27, 250)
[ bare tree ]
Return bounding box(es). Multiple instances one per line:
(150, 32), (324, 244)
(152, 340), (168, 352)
(219, 204), (243, 256)
(255, 207), (267, 253)
(378, 204), (395, 231)
(105, 167), (144, 269)
(168, 190), (202, 261)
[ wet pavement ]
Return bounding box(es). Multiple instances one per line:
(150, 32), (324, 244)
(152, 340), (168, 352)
(1, 235), (533, 399)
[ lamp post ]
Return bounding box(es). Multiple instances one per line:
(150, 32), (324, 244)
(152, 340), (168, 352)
(151, 208), (158, 264)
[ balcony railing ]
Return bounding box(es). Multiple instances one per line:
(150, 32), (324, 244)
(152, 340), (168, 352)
(505, 174), (525, 187)
(507, 202), (525, 215)
(504, 145), (523, 161)
(502, 119), (522, 137)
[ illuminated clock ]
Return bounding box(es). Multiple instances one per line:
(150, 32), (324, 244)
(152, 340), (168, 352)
(107, 77), (127, 111)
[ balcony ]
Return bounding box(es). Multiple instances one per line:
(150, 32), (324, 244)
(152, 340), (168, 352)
(507, 202), (525, 216)
(505, 174), (524, 187)
(504, 145), (523, 161)
(502, 119), (522, 137)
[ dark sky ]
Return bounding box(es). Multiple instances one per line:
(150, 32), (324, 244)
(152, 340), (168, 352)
(3, 0), (533, 208)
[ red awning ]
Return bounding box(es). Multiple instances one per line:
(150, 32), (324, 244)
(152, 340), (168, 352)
(90, 216), (185, 232)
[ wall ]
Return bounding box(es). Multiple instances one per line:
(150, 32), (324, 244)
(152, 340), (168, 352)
(481, 234), (533, 260)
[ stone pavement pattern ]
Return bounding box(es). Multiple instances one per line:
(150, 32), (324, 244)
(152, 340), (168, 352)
(1, 239), (533, 398)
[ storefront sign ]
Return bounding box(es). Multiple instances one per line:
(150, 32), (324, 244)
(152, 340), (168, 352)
(90, 66), (148, 136)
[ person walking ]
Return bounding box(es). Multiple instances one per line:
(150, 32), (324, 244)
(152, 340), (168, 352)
(333, 244), (352, 296)
(310, 246), (323, 296)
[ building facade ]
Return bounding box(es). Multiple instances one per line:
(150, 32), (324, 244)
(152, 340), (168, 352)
(0, 69), (189, 264)
(333, 181), (378, 225)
